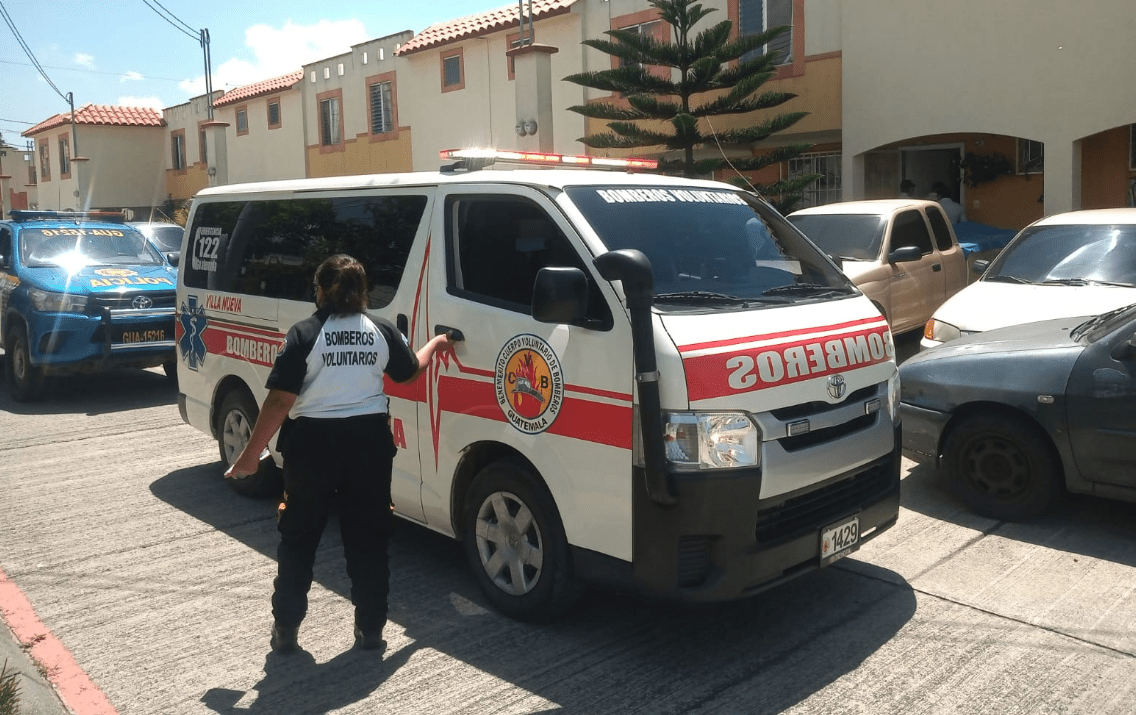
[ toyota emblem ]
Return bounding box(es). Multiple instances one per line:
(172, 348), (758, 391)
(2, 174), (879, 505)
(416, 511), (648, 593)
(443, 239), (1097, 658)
(132, 296), (153, 309)
(827, 374), (847, 400)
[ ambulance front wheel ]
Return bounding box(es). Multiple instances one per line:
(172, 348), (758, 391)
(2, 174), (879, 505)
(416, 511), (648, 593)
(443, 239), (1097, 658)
(217, 389), (283, 498)
(462, 459), (583, 622)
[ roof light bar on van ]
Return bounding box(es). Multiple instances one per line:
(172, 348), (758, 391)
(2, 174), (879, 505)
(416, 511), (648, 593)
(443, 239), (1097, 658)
(439, 148), (658, 171)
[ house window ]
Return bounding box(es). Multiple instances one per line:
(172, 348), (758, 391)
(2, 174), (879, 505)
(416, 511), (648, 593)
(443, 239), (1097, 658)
(618, 21), (661, 68)
(39, 142), (50, 181)
(789, 152), (842, 208)
(1018, 139), (1044, 174)
(369, 80), (393, 134)
(441, 49), (465, 92)
(739, 0), (793, 65)
(200, 129), (208, 164)
(172, 132), (186, 170)
(1129, 125), (1135, 170)
(58, 137), (70, 178)
(236, 107), (248, 135)
(267, 100), (281, 129)
(28, 164), (36, 186)
(320, 96), (342, 146)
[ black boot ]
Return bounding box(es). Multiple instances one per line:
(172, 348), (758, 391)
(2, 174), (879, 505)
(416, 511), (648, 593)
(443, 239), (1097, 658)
(271, 623), (300, 654)
(353, 625), (386, 652)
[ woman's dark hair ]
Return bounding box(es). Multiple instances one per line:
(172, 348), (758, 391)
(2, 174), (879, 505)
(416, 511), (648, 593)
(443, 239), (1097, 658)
(314, 254), (368, 314)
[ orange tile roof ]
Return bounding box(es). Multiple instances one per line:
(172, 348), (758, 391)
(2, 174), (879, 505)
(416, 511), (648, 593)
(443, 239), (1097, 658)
(23, 105), (165, 137)
(214, 71), (304, 108)
(398, 0), (578, 56)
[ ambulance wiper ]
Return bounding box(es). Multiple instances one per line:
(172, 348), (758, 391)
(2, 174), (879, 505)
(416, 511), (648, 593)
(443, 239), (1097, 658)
(653, 290), (763, 305)
(762, 283), (851, 297)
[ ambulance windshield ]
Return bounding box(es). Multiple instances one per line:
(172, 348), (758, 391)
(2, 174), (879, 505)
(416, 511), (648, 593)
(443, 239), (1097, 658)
(567, 186), (853, 306)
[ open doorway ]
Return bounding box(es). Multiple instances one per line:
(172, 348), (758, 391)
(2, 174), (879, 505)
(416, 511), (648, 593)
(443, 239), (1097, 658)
(900, 145), (963, 204)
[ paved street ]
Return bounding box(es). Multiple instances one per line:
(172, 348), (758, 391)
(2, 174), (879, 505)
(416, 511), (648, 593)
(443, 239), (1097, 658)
(1, 345), (1135, 715)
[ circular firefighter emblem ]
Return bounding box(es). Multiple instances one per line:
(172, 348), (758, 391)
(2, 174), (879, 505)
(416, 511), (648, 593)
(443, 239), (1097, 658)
(495, 334), (564, 434)
(94, 268), (137, 277)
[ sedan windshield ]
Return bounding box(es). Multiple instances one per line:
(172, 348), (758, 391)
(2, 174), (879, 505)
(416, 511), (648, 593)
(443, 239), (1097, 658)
(984, 224), (1136, 286)
(566, 186), (853, 306)
(19, 226), (164, 268)
(786, 214), (885, 261)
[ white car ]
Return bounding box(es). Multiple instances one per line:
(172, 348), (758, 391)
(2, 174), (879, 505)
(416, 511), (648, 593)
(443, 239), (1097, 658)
(789, 200), (968, 335)
(922, 208), (1136, 349)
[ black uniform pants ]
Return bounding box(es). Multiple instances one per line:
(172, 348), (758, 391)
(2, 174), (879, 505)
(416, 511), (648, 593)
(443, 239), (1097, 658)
(272, 413), (396, 632)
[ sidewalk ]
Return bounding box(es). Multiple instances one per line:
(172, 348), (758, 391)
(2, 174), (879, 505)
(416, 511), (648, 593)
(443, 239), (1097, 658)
(0, 620), (71, 715)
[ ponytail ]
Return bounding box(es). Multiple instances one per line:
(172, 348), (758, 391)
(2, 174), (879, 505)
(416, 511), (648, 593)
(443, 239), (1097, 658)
(314, 254), (368, 315)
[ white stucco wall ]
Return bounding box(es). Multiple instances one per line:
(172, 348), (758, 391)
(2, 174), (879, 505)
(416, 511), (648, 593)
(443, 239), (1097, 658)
(399, 12), (587, 170)
(218, 90), (306, 183)
(841, 0), (1136, 212)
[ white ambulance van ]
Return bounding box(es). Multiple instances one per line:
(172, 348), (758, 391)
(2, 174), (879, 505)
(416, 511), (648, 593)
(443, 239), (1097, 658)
(175, 150), (901, 621)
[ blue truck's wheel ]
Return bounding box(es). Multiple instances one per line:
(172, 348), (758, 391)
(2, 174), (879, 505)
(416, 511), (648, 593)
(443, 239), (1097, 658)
(6, 325), (46, 402)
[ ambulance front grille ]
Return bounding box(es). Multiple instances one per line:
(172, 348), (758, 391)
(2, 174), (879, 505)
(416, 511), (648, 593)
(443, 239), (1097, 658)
(770, 384), (878, 421)
(754, 461), (894, 545)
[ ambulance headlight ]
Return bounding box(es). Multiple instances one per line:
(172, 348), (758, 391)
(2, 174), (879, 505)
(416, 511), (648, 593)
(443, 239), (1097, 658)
(924, 318), (961, 344)
(29, 288), (87, 313)
(664, 412), (761, 470)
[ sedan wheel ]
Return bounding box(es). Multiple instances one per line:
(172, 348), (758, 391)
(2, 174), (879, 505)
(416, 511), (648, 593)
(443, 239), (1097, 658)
(944, 413), (1061, 521)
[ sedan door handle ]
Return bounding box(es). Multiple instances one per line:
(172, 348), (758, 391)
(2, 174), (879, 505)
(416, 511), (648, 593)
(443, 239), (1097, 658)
(932, 264), (942, 272)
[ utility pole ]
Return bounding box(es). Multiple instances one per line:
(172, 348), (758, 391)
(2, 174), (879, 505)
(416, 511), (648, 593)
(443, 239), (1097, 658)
(200, 29), (213, 120)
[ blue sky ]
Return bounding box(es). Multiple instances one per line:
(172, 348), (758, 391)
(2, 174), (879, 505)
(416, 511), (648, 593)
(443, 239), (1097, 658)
(1, 0), (503, 142)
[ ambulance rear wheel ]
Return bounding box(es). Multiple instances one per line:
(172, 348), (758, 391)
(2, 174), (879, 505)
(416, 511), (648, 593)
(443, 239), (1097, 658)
(7, 325), (46, 402)
(217, 389), (283, 498)
(463, 459), (582, 622)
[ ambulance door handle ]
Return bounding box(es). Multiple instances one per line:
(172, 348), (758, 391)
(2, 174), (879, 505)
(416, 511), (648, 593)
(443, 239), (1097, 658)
(435, 324), (465, 342)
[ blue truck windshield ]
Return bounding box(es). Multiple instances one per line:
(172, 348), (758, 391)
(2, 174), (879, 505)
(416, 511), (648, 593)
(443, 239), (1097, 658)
(19, 227), (163, 269)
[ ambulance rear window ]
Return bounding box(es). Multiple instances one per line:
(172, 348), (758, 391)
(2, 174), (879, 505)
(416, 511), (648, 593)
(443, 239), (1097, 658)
(183, 194), (427, 307)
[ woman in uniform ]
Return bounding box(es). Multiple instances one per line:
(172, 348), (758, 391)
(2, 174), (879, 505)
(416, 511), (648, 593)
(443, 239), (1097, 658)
(225, 254), (452, 655)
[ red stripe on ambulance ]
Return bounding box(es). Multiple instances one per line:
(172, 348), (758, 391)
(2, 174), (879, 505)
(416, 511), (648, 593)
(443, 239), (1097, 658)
(683, 324), (894, 401)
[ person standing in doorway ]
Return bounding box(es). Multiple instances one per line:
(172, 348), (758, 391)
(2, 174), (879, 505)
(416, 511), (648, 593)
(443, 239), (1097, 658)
(899, 179), (916, 198)
(932, 181), (968, 223)
(225, 254), (453, 655)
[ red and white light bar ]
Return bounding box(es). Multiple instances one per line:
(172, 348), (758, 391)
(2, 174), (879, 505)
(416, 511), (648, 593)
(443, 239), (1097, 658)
(440, 148), (658, 170)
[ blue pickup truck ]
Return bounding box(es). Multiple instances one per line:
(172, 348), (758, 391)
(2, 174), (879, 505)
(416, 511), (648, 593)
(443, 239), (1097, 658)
(0, 211), (178, 400)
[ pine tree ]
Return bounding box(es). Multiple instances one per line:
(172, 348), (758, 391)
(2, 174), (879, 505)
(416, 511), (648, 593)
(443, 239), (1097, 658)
(564, 0), (819, 212)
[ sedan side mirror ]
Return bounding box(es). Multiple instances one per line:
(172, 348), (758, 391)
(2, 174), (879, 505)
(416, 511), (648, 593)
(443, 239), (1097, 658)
(532, 266), (589, 325)
(888, 246), (922, 263)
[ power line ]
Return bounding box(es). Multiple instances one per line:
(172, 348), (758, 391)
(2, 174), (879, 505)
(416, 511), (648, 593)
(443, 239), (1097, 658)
(0, 58), (186, 83)
(0, 116), (35, 126)
(148, 0), (197, 35)
(0, 0), (69, 103)
(141, 0), (199, 42)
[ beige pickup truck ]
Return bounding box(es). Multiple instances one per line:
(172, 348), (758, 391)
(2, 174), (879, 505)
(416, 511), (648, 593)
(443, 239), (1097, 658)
(789, 199), (969, 335)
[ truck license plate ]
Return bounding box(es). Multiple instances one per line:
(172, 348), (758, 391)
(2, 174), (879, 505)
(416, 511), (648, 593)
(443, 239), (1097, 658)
(119, 328), (168, 344)
(820, 516), (859, 566)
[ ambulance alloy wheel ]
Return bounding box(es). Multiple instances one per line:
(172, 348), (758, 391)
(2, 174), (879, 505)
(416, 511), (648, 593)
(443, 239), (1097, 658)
(217, 390), (283, 498)
(6, 325), (46, 402)
(462, 459), (582, 622)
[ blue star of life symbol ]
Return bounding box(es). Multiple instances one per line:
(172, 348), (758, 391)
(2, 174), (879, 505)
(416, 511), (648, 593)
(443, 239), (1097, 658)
(178, 295), (209, 371)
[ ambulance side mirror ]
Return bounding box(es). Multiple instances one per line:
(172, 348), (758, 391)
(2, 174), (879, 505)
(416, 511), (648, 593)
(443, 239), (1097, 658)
(532, 266), (589, 325)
